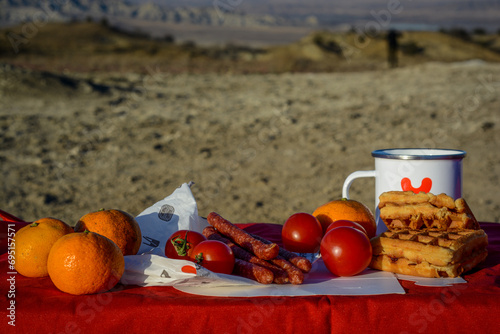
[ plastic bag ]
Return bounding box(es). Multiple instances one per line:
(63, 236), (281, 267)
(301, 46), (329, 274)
(135, 182), (208, 256)
(122, 253), (259, 287)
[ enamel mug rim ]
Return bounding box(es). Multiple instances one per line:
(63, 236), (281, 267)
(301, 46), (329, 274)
(372, 148), (466, 160)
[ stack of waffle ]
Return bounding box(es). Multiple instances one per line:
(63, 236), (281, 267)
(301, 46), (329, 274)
(370, 191), (488, 278)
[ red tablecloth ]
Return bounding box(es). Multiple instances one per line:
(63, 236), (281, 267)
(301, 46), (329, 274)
(1, 222), (499, 334)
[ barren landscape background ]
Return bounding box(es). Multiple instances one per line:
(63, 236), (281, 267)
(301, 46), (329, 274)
(1, 19), (499, 226)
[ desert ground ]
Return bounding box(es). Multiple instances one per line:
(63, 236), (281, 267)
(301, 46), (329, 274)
(1, 22), (499, 225)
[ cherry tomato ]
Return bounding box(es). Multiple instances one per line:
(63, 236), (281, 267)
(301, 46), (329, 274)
(325, 220), (367, 236)
(165, 230), (207, 260)
(190, 240), (235, 275)
(320, 226), (372, 277)
(282, 212), (323, 253)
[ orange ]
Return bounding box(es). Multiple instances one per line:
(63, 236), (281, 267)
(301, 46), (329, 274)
(74, 209), (141, 256)
(13, 218), (73, 277)
(313, 198), (377, 238)
(47, 231), (125, 295)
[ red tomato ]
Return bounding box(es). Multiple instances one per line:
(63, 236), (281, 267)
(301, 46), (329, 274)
(325, 220), (367, 236)
(282, 212), (323, 253)
(165, 230), (207, 260)
(320, 226), (372, 277)
(190, 240), (235, 275)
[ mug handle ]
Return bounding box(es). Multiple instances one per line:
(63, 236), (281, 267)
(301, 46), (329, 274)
(342, 170), (376, 199)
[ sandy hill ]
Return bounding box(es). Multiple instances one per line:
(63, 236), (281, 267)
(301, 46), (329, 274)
(1, 21), (500, 74)
(263, 30), (500, 71)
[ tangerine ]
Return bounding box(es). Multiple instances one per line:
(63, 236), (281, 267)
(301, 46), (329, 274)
(13, 217), (73, 277)
(47, 230), (125, 295)
(74, 209), (141, 256)
(312, 198), (377, 238)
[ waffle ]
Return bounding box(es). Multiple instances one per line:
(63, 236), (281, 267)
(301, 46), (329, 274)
(370, 229), (488, 278)
(378, 191), (479, 231)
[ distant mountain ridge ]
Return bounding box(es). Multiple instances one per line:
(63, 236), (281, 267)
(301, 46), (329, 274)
(0, 0), (319, 28)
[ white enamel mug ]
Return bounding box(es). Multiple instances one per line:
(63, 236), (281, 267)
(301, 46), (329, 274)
(342, 148), (466, 234)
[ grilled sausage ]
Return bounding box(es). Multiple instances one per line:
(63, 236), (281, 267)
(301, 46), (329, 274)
(207, 212), (279, 260)
(203, 226), (288, 284)
(233, 259), (274, 284)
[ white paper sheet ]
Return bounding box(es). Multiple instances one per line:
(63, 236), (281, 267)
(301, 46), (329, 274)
(174, 259), (406, 297)
(395, 274), (466, 287)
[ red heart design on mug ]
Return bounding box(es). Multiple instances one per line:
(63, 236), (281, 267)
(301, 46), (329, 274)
(401, 177), (432, 193)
